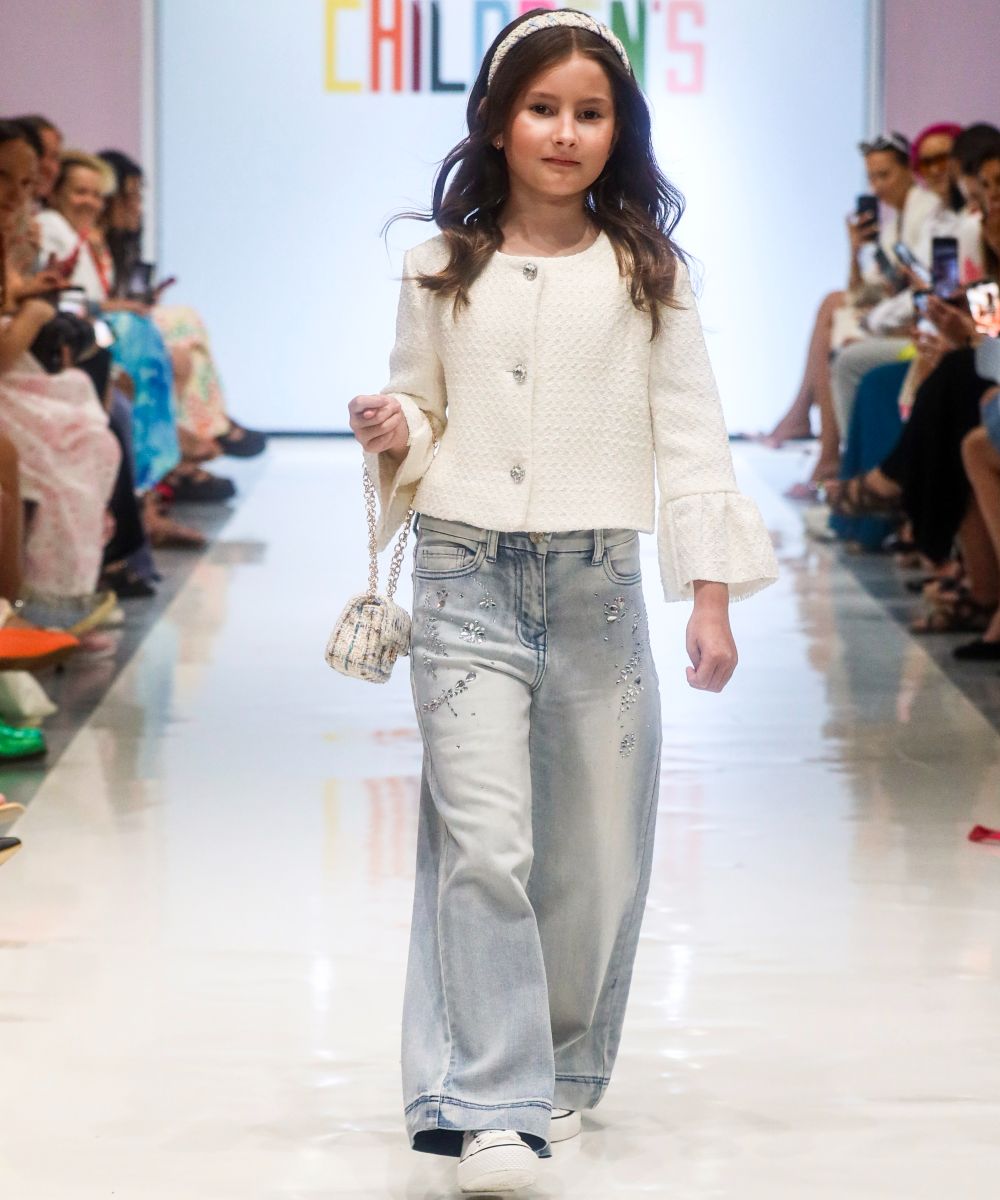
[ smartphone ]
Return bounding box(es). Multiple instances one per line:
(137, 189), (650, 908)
(855, 193), (879, 241)
(931, 236), (960, 299)
(126, 261), (155, 303)
(912, 288), (932, 318)
(892, 240), (932, 286)
(874, 246), (906, 291)
(966, 280), (1000, 338)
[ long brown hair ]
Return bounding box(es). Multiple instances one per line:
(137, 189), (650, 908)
(392, 9), (687, 336)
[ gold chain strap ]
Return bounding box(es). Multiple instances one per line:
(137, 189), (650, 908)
(363, 464), (412, 601)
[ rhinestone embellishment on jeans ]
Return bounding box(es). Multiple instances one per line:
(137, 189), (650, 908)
(459, 621), (486, 644)
(512, 363), (527, 384)
(422, 671), (478, 717)
(510, 465), (525, 484)
(604, 596), (627, 623)
(619, 734), (636, 758)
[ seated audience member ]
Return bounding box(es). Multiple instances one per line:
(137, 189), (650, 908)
(0, 122), (120, 627)
(828, 289), (996, 632)
(36, 151), (210, 546)
(830, 123), (998, 449)
(2, 115), (62, 280)
(953, 124), (1000, 218)
(99, 149), (266, 469)
(958, 385), (1000, 658)
(771, 133), (940, 497)
(911, 123), (965, 214)
(11, 114), (62, 209)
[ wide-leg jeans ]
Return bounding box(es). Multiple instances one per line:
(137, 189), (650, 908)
(402, 516), (663, 1158)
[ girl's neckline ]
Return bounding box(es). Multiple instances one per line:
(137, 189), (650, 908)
(494, 229), (606, 262)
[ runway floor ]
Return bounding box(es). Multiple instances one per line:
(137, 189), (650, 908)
(2, 438), (1000, 1199)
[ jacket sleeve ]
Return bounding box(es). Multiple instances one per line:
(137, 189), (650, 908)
(649, 261), (778, 602)
(363, 247), (447, 549)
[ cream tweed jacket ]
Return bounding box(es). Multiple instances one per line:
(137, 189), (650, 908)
(365, 232), (778, 602)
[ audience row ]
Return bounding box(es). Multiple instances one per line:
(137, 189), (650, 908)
(0, 112), (269, 858)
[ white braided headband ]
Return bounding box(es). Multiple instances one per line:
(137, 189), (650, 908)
(487, 11), (633, 88)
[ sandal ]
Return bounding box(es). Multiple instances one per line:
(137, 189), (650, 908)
(143, 493), (207, 550)
(827, 474), (904, 519)
(910, 588), (994, 634)
(216, 420), (267, 459)
(162, 466), (236, 504)
(100, 562), (156, 599)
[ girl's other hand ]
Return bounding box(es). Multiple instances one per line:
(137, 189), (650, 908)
(349, 394), (408, 460)
(685, 582), (738, 693)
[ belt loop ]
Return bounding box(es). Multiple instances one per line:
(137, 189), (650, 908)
(592, 528), (605, 565)
(486, 529), (500, 563)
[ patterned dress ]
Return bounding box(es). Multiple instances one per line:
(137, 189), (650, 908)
(0, 323), (121, 595)
(152, 305), (229, 440)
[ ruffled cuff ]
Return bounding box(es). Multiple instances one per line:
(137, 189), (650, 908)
(363, 393), (436, 551)
(657, 491), (779, 602)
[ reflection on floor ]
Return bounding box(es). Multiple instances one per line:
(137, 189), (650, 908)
(1, 438), (999, 1199)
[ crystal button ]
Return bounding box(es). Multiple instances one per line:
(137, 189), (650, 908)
(512, 363), (527, 384)
(522, 263), (538, 281)
(510, 465), (526, 484)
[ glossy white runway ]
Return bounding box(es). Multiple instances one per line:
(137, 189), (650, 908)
(2, 439), (1000, 1199)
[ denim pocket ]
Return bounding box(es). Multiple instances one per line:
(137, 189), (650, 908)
(414, 531), (486, 579)
(601, 534), (642, 585)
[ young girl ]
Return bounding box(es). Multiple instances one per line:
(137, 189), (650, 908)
(348, 10), (778, 1194)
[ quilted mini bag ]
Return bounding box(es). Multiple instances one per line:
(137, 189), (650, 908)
(325, 465), (412, 683)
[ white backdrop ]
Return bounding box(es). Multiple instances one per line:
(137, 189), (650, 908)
(158, 0), (870, 432)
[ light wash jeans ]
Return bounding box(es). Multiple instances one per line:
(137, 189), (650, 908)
(402, 516), (663, 1158)
(832, 336), (910, 441)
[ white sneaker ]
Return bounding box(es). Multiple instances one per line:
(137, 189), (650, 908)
(457, 1128), (537, 1194)
(549, 1107), (582, 1142)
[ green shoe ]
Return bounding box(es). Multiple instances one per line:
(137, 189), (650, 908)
(0, 722), (46, 761)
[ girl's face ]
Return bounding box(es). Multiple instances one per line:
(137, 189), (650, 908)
(54, 165), (106, 232)
(915, 133), (956, 199)
(0, 139), (38, 235)
(979, 157), (1000, 215)
(503, 52), (616, 203)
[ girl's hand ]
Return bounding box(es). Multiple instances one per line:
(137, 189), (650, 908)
(685, 582), (738, 693)
(349, 394), (408, 460)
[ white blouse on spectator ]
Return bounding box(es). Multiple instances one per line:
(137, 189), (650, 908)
(878, 183), (942, 266)
(365, 232), (778, 603)
(36, 209), (109, 303)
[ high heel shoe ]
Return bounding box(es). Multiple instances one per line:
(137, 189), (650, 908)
(0, 837), (22, 866)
